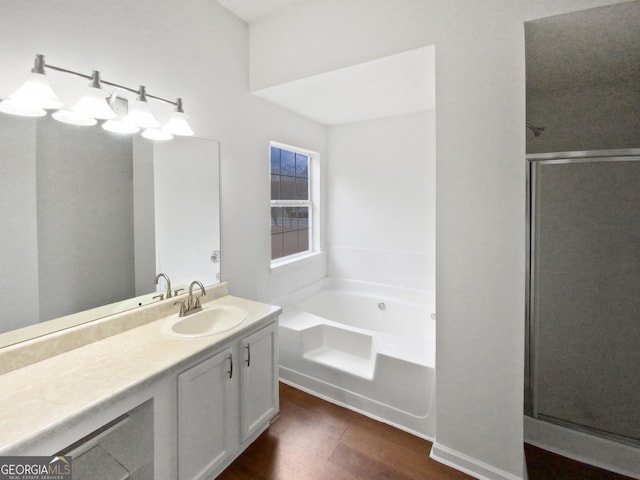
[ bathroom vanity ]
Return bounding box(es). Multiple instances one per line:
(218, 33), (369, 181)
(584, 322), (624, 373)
(0, 283), (280, 480)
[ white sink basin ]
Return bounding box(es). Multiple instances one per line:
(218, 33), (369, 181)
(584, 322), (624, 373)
(163, 305), (248, 338)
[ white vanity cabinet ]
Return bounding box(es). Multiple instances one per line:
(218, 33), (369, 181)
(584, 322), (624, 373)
(177, 346), (237, 480)
(177, 319), (279, 480)
(240, 321), (279, 442)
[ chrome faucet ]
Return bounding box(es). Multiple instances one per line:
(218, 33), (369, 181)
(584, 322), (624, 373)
(188, 280), (206, 311)
(175, 280), (207, 317)
(154, 273), (172, 299)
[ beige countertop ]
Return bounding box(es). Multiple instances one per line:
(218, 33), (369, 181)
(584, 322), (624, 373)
(0, 294), (281, 455)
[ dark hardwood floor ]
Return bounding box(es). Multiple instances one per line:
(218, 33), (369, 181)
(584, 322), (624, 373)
(524, 444), (635, 480)
(219, 383), (634, 480)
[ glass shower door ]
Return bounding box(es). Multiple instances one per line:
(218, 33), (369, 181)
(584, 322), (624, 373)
(526, 149), (640, 445)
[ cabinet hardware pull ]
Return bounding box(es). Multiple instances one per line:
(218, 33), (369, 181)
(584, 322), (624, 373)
(227, 353), (233, 379)
(245, 344), (251, 367)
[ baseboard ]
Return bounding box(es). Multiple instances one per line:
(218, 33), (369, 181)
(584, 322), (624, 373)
(430, 442), (523, 480)
(524, 416), (640, 479)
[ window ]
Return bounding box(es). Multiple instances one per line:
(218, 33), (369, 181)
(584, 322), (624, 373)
(270, 144), (313, 262)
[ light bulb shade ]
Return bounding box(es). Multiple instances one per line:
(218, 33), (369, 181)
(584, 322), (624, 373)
(142, 128), (173, 141)
(52, 109), (97, 126)
(162, 111), (194, 136)
(102, 119), (140, 134)
(123, 100), (159, 128)
(71, 87), (117, 120)
(0, 99), (46, 117)
(10, 72), (63, 110)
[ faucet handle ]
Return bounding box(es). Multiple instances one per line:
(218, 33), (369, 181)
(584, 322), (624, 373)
(152, 293), (164, 301)
(173, 299), (187, 317)
(174, 288), (185, 296)
(194, 294), (204, 310)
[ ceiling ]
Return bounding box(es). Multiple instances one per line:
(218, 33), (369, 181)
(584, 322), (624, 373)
(219, 1), (639, 127)
(252, 46), (436, 126)
(526, 1), (640, 93)
(217, 0), (435, 126)
(216, 0), (308, 23)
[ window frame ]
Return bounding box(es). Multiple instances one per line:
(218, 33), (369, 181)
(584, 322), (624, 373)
(270, 141), (318, 267)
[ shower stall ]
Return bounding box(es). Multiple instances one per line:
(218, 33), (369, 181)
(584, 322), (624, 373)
(526, 149), (640, 446)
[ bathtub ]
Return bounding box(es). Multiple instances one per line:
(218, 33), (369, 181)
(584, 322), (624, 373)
(277, 278), (436, 440)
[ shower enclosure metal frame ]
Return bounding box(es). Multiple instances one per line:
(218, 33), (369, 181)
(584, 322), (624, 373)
(525, 148), (640, 446)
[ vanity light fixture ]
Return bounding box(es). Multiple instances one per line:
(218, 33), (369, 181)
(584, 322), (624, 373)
(71, 71), (117, 120)
(6, 54), (63, 110)
(101, 90), (140, 134)
(0, 54), (61, 117)
(0, 54), (195, 140)
(123, 86), (160, 129)
(162, 98), (195, 136)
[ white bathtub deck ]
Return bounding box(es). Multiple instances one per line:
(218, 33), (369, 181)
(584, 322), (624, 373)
(303, 347), (376, 379)
(280, 310), (434, 369)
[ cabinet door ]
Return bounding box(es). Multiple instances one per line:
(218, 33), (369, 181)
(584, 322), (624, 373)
(240, 322), (279, 442)
(178, 347), (236, 480)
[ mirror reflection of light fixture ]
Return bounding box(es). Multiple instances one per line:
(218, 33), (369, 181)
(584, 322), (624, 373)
(0, 99), (46, 117)
(102, 119), (140, 134)
(52, 109), (98, 126)
(0, 54), (195, 141)
(142, 128), (174, 141)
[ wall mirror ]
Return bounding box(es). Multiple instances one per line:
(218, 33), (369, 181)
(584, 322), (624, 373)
(0, 113), (220, 348)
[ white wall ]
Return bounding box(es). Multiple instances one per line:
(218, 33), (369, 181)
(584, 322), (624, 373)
(327, 111), (435, 292)
(249, 1), (631, 478)
(0, 0), (327, 306)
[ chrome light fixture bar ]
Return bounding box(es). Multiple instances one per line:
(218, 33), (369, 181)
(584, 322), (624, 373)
(0, 54), (194, 140)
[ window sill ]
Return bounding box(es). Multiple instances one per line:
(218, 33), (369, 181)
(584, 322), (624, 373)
(270, 251), (324, 271)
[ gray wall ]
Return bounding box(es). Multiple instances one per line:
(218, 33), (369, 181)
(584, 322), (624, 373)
(525, 2), (640, 154)
(527, 80), (640, 153)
